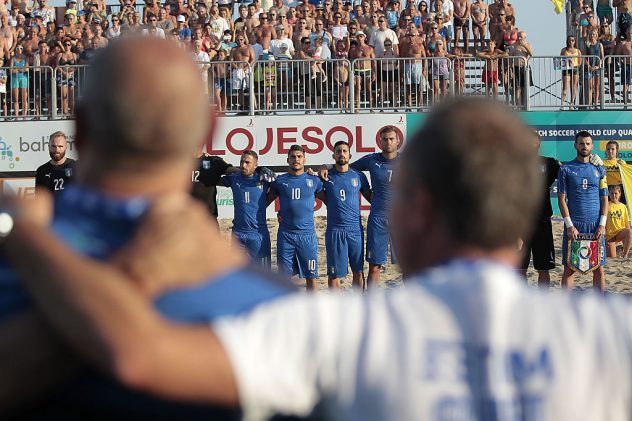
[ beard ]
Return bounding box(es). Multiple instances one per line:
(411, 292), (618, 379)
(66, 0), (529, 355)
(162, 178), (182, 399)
(578, 148), (591, 157)
(336, 157), (348, 165)
(51, 151), (65, 162)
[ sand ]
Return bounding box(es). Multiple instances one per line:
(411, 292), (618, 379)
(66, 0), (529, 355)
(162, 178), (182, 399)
(219, 217), (632, 293)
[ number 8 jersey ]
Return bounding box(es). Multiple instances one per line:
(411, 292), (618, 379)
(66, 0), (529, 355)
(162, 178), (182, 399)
(557, 159), (608, 221)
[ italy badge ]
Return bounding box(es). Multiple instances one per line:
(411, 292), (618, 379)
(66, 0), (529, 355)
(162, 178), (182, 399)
(568, 234), (603, 273)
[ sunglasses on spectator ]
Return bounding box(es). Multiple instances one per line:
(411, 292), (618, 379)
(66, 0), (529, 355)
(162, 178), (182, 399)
(499, 13), (505, 16)
(378, 19), (385, 22)
(280, 15), (286, 18)
(64, 43), (71, 46)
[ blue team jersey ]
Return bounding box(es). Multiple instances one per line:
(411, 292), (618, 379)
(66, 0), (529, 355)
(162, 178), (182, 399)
(271, 172), (323, 233)
(222, 173), (269, 234)
(0, 185), (293, 418)
(351, 153), (397, 218)
(323, 168), (370, 230)
(558, 160), (608, 221)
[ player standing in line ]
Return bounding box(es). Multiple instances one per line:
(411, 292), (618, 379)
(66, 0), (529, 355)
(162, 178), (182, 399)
(320, 126), (399, 288)
(35, 131), (76, 196)
(519, 131), (560, 288)
(221, 150), (272, 267)
(558, 130), (609, 291)
(268, 145), (323, 290)
(191, 153), (233, 221)
(319, 141), (372, 290)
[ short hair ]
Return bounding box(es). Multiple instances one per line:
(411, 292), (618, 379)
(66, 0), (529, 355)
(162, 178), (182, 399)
(242, 150), (258, 160)
(147, 12), (156, 19)
(49, 131), (67, 142)
(379, 125), (397, 138)
(300, 36), (310, 44)
(606, 140), (619, 151)
(333, 140), (350, 150)
(288, 144), (305, 156)
(609, 185), (622, 194)
(575, 130), (592, 142)
(402, 97), (541, 249)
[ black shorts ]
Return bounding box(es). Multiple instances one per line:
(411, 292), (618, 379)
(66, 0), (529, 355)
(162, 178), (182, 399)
(520, 218), (555, 271)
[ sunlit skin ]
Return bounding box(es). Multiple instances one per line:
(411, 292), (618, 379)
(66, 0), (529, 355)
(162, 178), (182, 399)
(287, 150), (305, 175)
(49, 136), (68, 165)
(240, 153), (258, 177)
(606, 143), (618, 160)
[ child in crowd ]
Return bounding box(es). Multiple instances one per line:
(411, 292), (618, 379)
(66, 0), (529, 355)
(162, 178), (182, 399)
(606, 185), (631, 258)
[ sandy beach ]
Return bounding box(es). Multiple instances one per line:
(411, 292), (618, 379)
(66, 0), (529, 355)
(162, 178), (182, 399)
(220, 217), (632, 293)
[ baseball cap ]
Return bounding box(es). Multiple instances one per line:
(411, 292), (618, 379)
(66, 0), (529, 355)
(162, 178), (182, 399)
(65, 9), (78, 16)
(356, 31), (366, 37)
(177, 14), (186, 22)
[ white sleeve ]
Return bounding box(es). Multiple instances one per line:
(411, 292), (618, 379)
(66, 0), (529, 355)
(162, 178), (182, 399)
(214, 294), (350, 420)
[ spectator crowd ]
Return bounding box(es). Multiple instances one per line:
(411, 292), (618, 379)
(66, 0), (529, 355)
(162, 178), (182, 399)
(0, 0), (631, 116)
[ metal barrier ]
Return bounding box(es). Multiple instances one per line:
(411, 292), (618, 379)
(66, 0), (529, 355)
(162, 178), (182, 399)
(54, 65), (89, 118)
(202, 60), (252, 115)
(252, 58), (351, 114)
(529, 55), (602, 110)
(603, 55), (632, 109)
(453, 56), (529, 109)
(4, 55), (632, 121)
(0, 65), (55, 121)
(349, 56), (453, 112)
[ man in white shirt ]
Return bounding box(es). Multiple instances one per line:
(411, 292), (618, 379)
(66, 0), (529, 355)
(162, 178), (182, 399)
(7, 42), (632, 421)
(369, 13), (398, 55)
(269, 24), (294, 57)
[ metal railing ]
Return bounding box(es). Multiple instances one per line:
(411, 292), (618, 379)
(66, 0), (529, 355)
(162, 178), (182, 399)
(2, 54), (632, 121)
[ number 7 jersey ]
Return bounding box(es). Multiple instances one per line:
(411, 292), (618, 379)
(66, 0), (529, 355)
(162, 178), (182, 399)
(557, 159), (608, 221)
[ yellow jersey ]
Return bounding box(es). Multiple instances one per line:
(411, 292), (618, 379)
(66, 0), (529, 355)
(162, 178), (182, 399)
(606, 202), (630, 240)
(603, 158), (623, 186)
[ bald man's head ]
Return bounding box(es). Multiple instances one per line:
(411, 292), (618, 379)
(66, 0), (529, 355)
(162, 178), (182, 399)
(79, 38), (209, 165)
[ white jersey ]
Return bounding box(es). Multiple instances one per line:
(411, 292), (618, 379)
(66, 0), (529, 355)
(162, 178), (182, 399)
(215, 259), (632, 421)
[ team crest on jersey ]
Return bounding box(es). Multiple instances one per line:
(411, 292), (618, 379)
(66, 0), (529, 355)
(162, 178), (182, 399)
(540, 164), (546, 173)
(202, 160), (211, 170)
(65, 168), (72, 177)
(351, 178), (359, 187)
(594, 169), (599, 178)
(306, 179), (313, 188)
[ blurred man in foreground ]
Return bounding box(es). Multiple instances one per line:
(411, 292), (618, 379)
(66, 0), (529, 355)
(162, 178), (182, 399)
(6, 91), (632, 420)
(0, 38), (295, 419)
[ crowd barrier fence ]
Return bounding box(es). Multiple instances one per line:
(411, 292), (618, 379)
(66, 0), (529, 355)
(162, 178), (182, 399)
(1, 54), (631, 121)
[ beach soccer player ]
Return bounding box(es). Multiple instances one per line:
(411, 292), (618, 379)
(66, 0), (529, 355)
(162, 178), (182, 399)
(606, 185), (631, 258)
(221, 150), (273, 267)
(15, 98), (632, 420)
(519, 131), (560, 288)
(558, 130), (609, 291)
(268, 145), (323, 289)
(319, 141), (372, 290)
(319, 126), (399, 288)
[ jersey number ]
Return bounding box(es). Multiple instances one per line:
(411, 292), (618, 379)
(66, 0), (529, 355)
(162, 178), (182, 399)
(244, 191), (250, 203)
(192, 171), (200, 183)
(582, 178), (588, 190)
(308, 259), (316, 271)
(291, 188), (301, 200)
(53, 178), (64, 191)
(339, 189), (346, 201)
(387, 170), (393, 182)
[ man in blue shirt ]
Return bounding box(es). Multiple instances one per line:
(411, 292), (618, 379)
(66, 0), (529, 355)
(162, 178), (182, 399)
(222, 150), (272, 267)
(319, 126), (400, 288)
(320, 141), (372, 290)
(268, 145), (324, 289)
(0, 38), (294, 418)
(558, 130), (609, 291)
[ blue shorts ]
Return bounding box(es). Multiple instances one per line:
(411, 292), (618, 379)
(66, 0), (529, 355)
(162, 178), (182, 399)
(366, 214), (395, 265)
(561, 218), (606, 267)
(277, 230), (318, 279)
(325, 229), (364, 278)
(234, 230), (271, 268)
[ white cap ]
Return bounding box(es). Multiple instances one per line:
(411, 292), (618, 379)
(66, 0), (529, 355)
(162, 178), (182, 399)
(177, 14), (186, 22)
